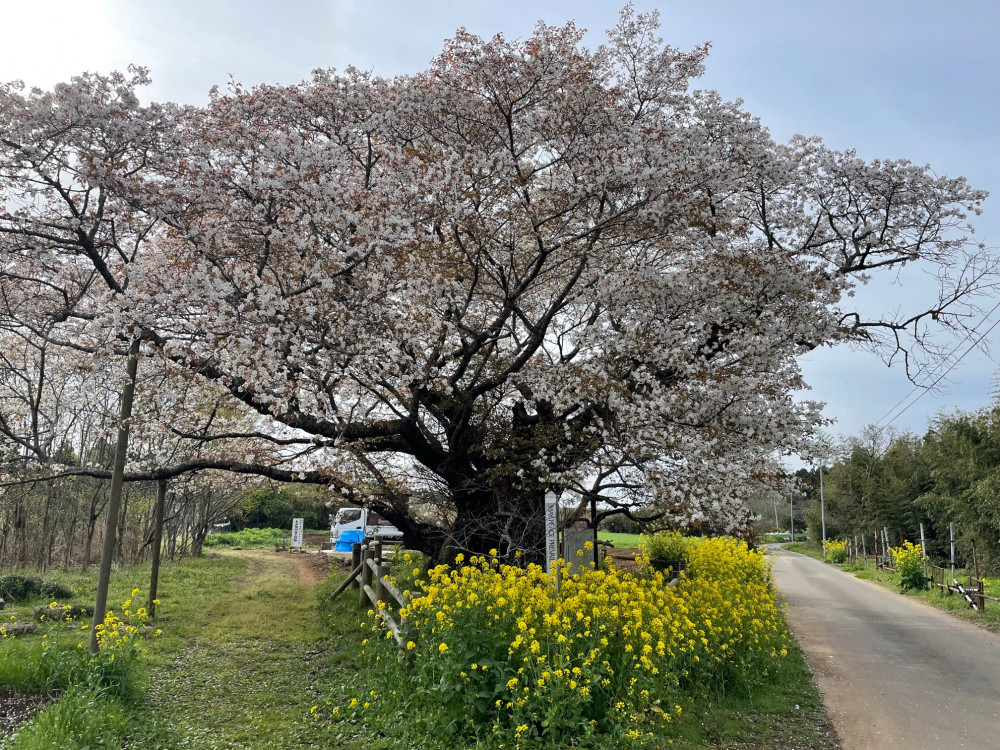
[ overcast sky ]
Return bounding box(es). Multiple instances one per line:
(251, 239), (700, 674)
(3, 0), (999, 453)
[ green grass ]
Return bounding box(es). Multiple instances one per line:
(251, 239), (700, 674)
(1, 553), (335, 749)
(10, 689), (130, 750)
(123, 552), (336, 749)
(784, 542), (825, 561)
(597, 531), (642, 548)
(665, 639), (839, 749)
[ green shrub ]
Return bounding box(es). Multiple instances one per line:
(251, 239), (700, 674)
(39, 582), (74, 601)
(599, 513), (641, 534)
(639, 530), (689, 572)
(0, 575), (43, 602)
(890, 541), (928, 590)
(204, 527), (286, 549)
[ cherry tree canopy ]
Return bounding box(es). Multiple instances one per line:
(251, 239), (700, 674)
(0, 8), (993, 560)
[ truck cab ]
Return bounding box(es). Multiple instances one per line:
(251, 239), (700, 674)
(330, 507), (403, 544)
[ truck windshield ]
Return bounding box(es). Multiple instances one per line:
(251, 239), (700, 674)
(335, 508), (362, 524)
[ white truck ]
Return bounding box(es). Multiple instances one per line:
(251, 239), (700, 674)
(330, 507), (403, 544)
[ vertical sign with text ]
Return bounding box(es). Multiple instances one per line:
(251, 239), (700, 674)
(291, 517), (304, 548)
(544, 492), (559, 575)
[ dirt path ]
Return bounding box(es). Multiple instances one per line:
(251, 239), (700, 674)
(771, 547), (1000, 750)
(279, 550), (333, 587)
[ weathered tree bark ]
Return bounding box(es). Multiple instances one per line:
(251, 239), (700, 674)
(89, 338), (140, 654)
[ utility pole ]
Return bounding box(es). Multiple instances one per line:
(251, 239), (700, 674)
(790, 493), (794, 542)
(819, 465), (826, 556)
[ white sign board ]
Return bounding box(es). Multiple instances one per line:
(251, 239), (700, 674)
(291, 517), (304, 548)
(544, 492), (559, 574)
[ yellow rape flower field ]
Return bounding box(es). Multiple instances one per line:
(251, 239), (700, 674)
(314, 536), (837, 749)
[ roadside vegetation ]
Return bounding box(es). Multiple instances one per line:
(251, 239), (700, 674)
(317, 533), (838, 749)
(787, 402), (1000, 587)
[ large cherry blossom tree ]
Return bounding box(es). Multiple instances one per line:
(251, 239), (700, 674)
(0, 8), (993, 561)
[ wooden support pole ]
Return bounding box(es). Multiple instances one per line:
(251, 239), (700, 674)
(90, 337), (140, 655)
(360, 547), (373, 608)
(148, 478), (166, 619)
(330, 561), (364, 600)
(971, 538), (981, 585)
(376, 562), (390, 608)
(351, 542), (363, 589)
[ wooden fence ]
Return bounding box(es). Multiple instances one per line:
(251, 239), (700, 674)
(331, 539), (410, 651)
(927, 564), (999, 612)
(840, 526), (1000, 615)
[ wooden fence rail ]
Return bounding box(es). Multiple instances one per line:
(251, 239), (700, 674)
(331, 539), (410, 651)
(927, 564), (998, 612)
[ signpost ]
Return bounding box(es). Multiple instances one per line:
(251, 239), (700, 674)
(291, 517), (304, 548)
(544, 492), (559, 575)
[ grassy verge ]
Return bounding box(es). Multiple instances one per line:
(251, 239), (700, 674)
(1, 553), (337, 749)
(668, 639), (838, 749)
(784, 542), (824, 561)
(757, 533), (808, 544)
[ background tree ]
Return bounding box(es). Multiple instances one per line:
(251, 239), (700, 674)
(918, 408), (1000, 573)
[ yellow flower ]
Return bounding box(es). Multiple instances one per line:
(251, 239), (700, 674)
(438, 642), (449, 653)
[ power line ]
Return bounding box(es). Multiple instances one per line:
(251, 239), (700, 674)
(872, 301), (1000, 433)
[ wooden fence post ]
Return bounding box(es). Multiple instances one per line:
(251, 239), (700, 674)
(376, 561), (390, 608)
(971, 538), (984, 612)
(351, 542), (363, 590)
(360, 545), (373, 608)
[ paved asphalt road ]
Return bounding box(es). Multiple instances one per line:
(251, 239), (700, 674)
(770, 547), (1000, 750)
